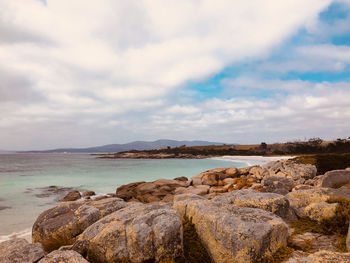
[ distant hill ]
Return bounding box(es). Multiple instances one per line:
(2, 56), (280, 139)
(21, 139), (226, 153)
(0, 149), (13, 154)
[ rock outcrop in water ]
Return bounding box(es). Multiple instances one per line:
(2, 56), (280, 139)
(115, 159), (317, 202)
(2, 159), (350, 262)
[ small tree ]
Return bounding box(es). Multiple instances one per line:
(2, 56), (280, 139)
(260, 142), (267, 149)
(308, 137), (323, 146)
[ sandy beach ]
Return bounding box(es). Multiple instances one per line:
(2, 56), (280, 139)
(209, 155), (294, 165)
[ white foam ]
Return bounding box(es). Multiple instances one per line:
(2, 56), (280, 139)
(0, 228), (32, 243)
(90, 193), (108, 200)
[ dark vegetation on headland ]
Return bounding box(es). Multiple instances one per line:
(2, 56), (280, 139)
(98, 137), (350, 159)
(296, 153), (350, 175)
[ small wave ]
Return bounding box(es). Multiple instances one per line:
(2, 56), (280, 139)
(0, 228), (32, 243)
(208, 157), (252, 167)
(90, 193), (109, 200)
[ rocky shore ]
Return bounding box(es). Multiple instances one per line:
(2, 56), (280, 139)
(1, 159), (350, 262)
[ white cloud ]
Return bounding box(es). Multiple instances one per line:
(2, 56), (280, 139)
(298, 44), (350, 62)
(147, 79), (350, 143)
(0, 0), (341, 149)
(256, 43), (350, 74)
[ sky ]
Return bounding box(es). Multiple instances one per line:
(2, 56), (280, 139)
(1, 0), (350, 150)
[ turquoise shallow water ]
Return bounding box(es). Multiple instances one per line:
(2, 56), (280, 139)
(0, 153), (249, 239)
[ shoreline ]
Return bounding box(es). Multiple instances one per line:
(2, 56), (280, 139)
(0, 155), (293, 245)
(1, 155), (350, 262)
(0, 228), (32, 243)
(210, 155), (294, 163)
(1, 156), (254, 244)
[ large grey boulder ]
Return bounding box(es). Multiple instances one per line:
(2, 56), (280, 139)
(0, 238), (45, 263)
(212, 189), (296, 220)
(116, 179), (187, 203)
(320, 170), (350, 188)
(173, 194), (288, 263)
(286, 188), (337, 221)
(32, 197), (127, 251)
(73, 202), (183, 263)
(38, 250), (88, 263)
(263, 160), (316, 184)
(262, 176), (295, 195)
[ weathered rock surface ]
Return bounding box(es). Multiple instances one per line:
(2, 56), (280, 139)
(27, 159), (350, 263)
(328, 186), (350, 200)
(213, 189), (296, 220)
(292, 185), (313, 191)
(175, 185), (210, 196)
(81, 191), (95, 198)
(286, 250), (350, 263)
(113, 160), (318, 204)
(284, 250), (310, 263)
(307, 250), (350, 262)
(73, 202), (183, 263)
(174, 176), (188, 181)
(263, 160), (317, 184)
(61, 191), (81, 202)
(115, 181), (145, 201)
(320, 169), (350, 188)
(38, 250), (89, 263)
(173, 194), (288, 263)
(190, 167), (256, 187)
(262, 176), (295, 195)
(0, 238), (45, 263)
(116, 179), (187, 203)
(184, 160), (317, 197)
(32, 197), (127, 251)
(288, 232), (337, 252)
(286, 188), (337, 221)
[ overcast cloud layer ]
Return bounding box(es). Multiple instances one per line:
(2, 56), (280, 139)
(0, 0), (349, 150)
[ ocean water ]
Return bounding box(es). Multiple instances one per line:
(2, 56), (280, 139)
(0, 153), (251, 240)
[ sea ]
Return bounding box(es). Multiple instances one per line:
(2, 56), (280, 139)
(0, 153), (265, 242)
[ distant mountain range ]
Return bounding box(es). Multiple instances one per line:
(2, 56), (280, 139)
(0, 149), (13, 154)
(21, 139), (226, 153)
